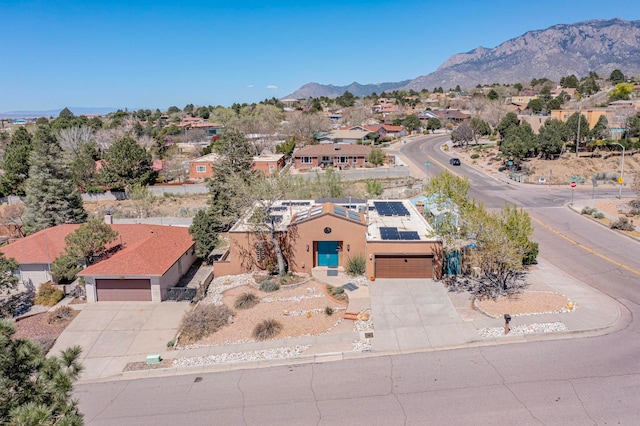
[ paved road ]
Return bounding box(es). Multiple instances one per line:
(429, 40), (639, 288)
(76, 136), (640, 424)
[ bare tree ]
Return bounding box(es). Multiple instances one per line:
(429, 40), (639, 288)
(57, 126), (94, 155)
(0, 203), (25, 238)
(283, 111), (331, 143)
(481, 99), (510, 130)
(340, 106), (374, 127)
(94, 127), (131, 151)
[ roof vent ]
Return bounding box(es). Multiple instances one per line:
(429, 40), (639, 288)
(334, 143), (340, 150)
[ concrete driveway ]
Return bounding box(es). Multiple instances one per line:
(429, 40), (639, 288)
(49, 301), (191, 381)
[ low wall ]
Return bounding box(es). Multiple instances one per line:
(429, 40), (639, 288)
(298, 166), (410, 181)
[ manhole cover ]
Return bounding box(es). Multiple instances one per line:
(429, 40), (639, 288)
(342, 283), (358, 291)
(327, 270), (338, 277)
(364, 332), (374, 338)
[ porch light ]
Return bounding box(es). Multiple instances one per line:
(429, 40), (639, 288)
(347, 244), (350, 252)
(306, 245), (310, 252)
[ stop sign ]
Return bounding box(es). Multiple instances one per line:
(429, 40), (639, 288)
(571, 181), (577, 188)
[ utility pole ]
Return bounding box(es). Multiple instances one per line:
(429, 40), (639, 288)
(575, 100), (582, 157)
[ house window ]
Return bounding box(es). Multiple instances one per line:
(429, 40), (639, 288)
(352, 156), (358, 163)
(321, 156), (331, 163)
(301, 156), (312, 164)
(269, 165), (275, 173)
(255, 242), (265, 261)
(338, 156), (348, 163)
(196, 165), (206, 173)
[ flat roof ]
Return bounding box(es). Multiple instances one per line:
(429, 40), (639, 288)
(366, 200), (437, 242)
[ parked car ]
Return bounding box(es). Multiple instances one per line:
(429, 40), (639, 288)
(450, 158), (461, 166)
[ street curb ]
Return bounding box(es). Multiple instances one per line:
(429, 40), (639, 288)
(567, 202), (640, 243)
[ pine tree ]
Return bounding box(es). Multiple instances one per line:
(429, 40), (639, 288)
(0, 320), (84, 425)
(189, 209), (219, 260)
(22, 126), (87, 235)
(0, 127), (33, 195)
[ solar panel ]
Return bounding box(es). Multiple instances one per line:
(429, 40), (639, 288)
(373, 201), (409, 216)
(380, 227), (400, 240)
(267, 215), (283, 223)
(399, 231), (420, 240)
(334, 206), (347, 217)
(348, 211), (361, 221)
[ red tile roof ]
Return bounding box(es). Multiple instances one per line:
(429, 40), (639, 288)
(2, 224), (194, 277)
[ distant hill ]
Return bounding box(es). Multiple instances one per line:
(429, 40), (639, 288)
(286, 80), (410, 99)
(286, 18), (640, 99)
(0, 107), (119, 119)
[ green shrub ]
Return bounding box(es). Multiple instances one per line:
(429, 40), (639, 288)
(593, 212), (605, 219)
(180, 304), (233, 341)
(470, 153), (480, 159)
(86, 186), (106, 194)
(234, 292), (260, 310)
(46, 306), (75, 324)
(581, 206), (595, 215)
(346, 254), (366, 276)
(252, 319), (283, 341)
(332, 286), (345, 295)
(324, 306), (334, 316)
(259, 278), (280, 293)
(34, 282), (64, 306)
(522, 242), (539, 266)
(610, 217), (635, 231)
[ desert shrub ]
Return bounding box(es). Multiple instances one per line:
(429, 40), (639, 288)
(346, 254), (366, 276)
(167, 340), (174, 348)
(610, 217), (635, 231)
(593, 212), (605, 219)
(630, 208), (640, 216)
(86, 186), (106, 194)
(234, 292), (260, 310)
(47, 306), (75, 324)
(259, 278), (280, 293)
(324, 306), (334, 316)
(581, 206), (595, 215)
(278, 273), (300, 285)
(522, 242), (539, 266)
(34, 282), (64, 306)
(180, 304), (233, 341)
(252, 318), (283, 341)
(470, 153), (480, 159)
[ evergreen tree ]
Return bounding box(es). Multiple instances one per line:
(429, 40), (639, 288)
(99, 136), (155, 190)
(189, 209), (219, 260)
(22, 126), (87, 235)
(538, 119), (567, 159)
(213, 129), (253, 178)
(0, 320), (84, 425)
(0, 127), (33, 195)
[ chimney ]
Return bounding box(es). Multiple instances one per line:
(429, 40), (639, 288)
(104, 214), (113, 224)
(334, 143), (340, 150)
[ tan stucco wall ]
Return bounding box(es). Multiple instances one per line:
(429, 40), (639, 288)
(17, 264), (52, 288)
(158, 246), (197, 299)
(365, 240), (443, 279)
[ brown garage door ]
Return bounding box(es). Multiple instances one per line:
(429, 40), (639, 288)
(95, 279), (152, 301)
(375, 255), (433, 278)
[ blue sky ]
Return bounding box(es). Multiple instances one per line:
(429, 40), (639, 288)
(1, 0), (638, 112)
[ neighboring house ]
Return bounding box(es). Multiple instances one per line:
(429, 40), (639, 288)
(431, 109), (471, 124)
(213, 199), (443, 280)
(1, 223), (196, 302)
(252, 153), (285, 176)
(510, 95), (538, 105)
(293, 144), (372, 169)
(549, 108), (610, 131)
(188, 153), (220, 180)
(357, 125), (407, 140)
(316, 129), (369, 144)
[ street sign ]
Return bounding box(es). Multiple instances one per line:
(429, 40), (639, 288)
(570, 177), (579, 182)
(618, 177), (624, 184)
(571, 181), (577, 188)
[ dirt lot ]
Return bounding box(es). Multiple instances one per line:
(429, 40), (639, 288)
(83, 193), (209, 218)
(450, 142), (640, 186)
(475, 291), (572, 318)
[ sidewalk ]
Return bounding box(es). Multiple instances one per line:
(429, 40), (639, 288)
(112, 256), (627, 383)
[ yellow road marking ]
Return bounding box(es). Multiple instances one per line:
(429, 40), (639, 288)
(531, 215), (640, 276)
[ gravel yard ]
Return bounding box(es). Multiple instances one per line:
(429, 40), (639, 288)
(475, 291), (573, 318)
(177, 275), (348, 348)
(12, 310), (80, 353)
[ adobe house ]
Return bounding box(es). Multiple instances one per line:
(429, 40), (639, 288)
(214, 199), (443, 280)
(189, 153), (220, 180)
(252, 153), (286, 176)
(2, 224), (196, 302)
(293, 144), (372, 169)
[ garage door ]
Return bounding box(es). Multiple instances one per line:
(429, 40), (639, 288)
(375, 255), (433, 278)
(95, 279), (152, 301)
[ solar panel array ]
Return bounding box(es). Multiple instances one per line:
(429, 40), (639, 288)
(373, 201), (409, 216)
(282, 201), (311, 206)
(333, 206), (362, 222)
(380, 227), (421, 241)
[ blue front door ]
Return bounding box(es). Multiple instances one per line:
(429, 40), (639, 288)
(317, 241), (339, 267)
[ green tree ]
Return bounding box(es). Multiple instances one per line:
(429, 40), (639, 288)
(501, 204), (538, 265)
(559, 75), (579, 89)
(501, 122), (537, 161)
(590, 115), (610, 140)
(167, 106), (180, 114)
(51, 252), (82, 283)
(0, 253), (19, 294)
(64, 218), (119, 265)
(566, 112), (589, 150)
(402, 114), (422, 132)
(609, 69), (625, 85)
(100, 136), (155, 190)
(183, 103), (195, 115)
(367, 148), (386, 166)
(213, 129), (253, 178)
(22, 126), (87, 235)
(0, 320), (83, 425)
(470, 117), (491, 144)
(426, 117), (441, 132)
(366, 179), (384, 197)
(189, 209), (219, 261)
(513, 83), (523, 92)
(68, 140), (100, 191)
(335, 91), (356, 107)
(527, 98), (543, 114)
(579, 75), (600, 96)
(609, 82), (634, 102)
(486, 89), (499, 100)
(0, 127), (33, 195)
(496, 112), (520, 139)
(197, 106), (210, 119)
(275, 138), (296, 159)
(314, 167), (344, 198)
(538, 118), (567, 159)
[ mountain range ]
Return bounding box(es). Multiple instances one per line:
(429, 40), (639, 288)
(0, 107), (119, 119)
(286, 18), (640, 99)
